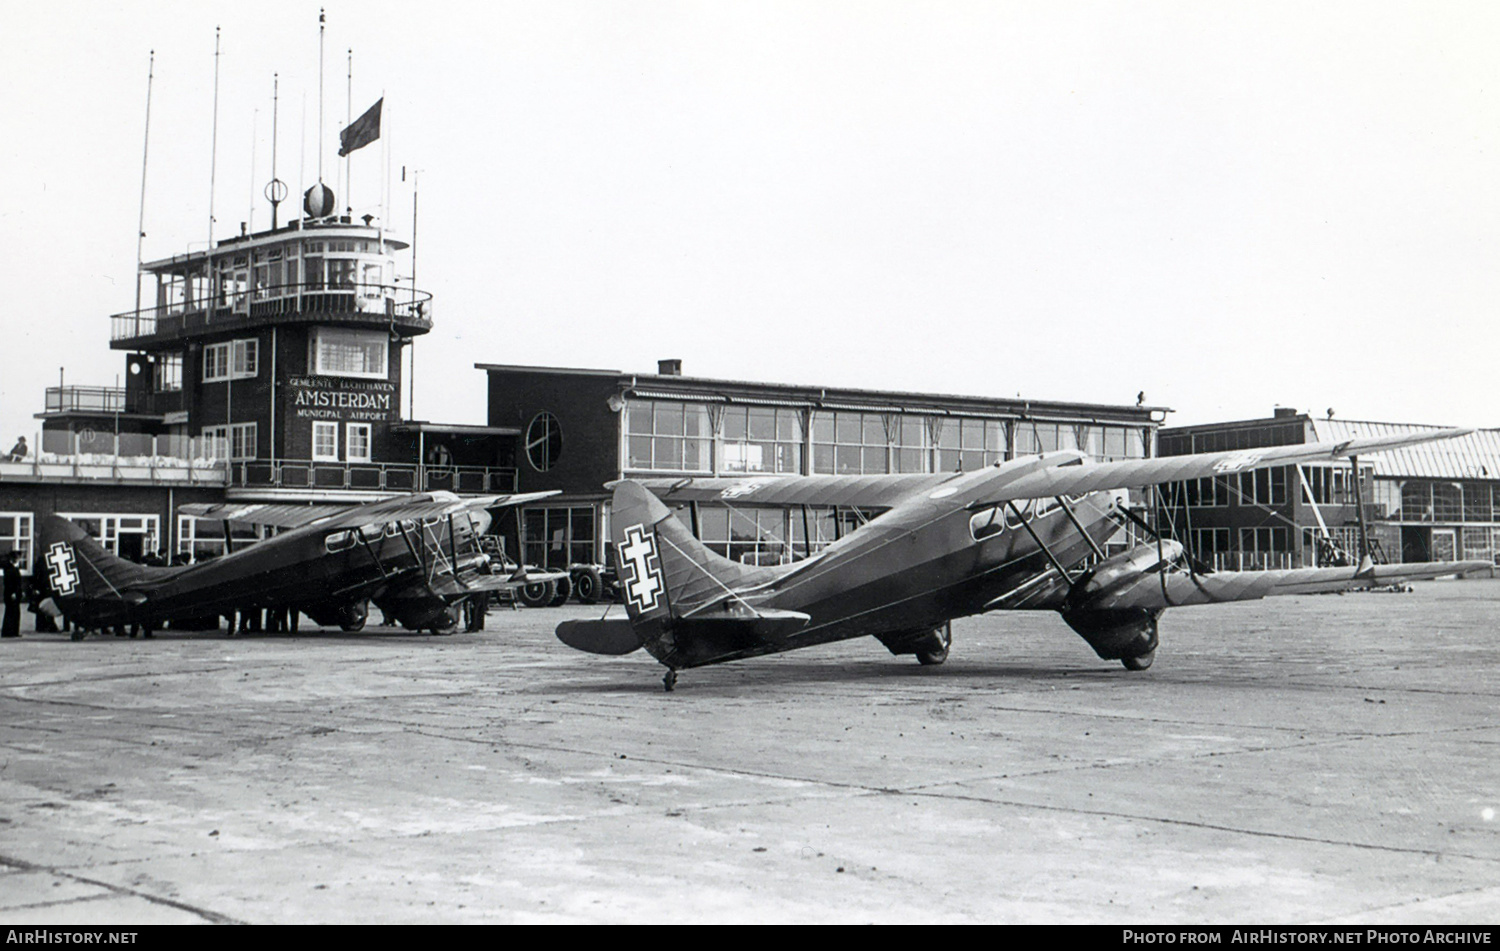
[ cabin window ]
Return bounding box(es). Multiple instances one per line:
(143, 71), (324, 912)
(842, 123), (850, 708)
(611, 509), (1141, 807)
(325, 531), (356, 553)
(969, 505), (1006, 542)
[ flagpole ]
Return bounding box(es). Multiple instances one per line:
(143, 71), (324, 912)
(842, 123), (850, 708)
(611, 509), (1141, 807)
(345, 47), (352, 218)
(317, 8), (325, 191)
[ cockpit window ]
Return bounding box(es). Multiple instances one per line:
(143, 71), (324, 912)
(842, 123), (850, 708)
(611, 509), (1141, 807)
(969, 505), (1006, 541)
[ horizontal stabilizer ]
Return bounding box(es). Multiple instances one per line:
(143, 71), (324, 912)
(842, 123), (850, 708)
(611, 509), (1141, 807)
(556, 618), (645, 655)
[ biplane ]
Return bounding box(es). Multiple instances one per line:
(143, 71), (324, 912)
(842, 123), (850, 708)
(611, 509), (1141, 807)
(36, 490), (567, 636)
(557, 429), (1489, 689)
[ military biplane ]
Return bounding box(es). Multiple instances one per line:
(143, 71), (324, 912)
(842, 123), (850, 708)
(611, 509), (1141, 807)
(36, 490), (567, 636)
(557, 429), (1488, 689)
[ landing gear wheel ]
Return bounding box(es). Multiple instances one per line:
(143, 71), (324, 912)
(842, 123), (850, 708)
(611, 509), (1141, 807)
(915, 624), (952, 666)
(430, 606), (459, 636)
(1121, 650), (1155, 671)
(663, 669), (678, 692)
(517, 579), (557, 608)
(573, 567), (603, 605)
(547, 575), (572, 607)
(339, 601), (368, 633)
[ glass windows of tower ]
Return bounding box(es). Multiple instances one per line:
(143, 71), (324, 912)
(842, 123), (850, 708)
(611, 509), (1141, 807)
(311, 328), (388, 379)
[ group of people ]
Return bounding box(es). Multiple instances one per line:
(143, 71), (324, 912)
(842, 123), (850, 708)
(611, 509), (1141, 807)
(2, 549), (69, 638)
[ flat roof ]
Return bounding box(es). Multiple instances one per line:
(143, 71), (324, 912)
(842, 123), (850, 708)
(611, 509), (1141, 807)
(476, 362), (1170, 423)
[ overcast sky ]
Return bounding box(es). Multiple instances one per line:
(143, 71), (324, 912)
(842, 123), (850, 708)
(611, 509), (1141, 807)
(2, 0), (1495, 448)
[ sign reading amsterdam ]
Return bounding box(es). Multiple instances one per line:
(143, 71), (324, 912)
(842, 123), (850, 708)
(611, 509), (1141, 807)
(288, 376), (397, 422)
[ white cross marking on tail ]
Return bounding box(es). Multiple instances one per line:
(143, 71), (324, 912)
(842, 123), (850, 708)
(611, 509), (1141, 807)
(47, 542), (79, 596)
(619, 524), (664, 613)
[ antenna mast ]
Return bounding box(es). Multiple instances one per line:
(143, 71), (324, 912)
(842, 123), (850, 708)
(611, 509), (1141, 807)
(132, 50), (154, 335)
(208, 25), (219, 267)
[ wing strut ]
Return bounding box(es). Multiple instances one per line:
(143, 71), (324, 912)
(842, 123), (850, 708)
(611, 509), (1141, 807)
(1006, 501), (1076, 584)
(1055, 496), (1106, 560)
(356, 529), (391, 581)
(446, 514), (468, 590)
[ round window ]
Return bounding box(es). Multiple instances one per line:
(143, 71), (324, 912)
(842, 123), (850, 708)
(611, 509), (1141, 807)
(526, 412), (562, 472)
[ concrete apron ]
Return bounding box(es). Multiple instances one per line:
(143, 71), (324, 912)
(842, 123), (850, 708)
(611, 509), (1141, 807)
(0, 581), (1497, 923)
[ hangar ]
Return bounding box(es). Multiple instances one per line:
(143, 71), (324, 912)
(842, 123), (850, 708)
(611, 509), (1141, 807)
(1157, 408), (1500, 569)
(479, 360), (1167, 572)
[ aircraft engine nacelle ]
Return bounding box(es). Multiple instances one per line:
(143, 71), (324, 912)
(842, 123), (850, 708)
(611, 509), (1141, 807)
(373, 590), (458, 633)
(1071, 540), (1185, 603)
(1060, 542), (1182, 667)
(1060, 605), (1161, 664)
(302, 599), (370, 633)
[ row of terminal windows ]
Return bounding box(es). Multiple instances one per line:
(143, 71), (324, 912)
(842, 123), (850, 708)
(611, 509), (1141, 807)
(1165, 470), (1500, 524)
(623, 400), (1149, 475)
(189, 329), (388, 387)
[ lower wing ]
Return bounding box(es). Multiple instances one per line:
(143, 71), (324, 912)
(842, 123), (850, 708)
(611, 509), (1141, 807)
(1079, 561), (1490, 611)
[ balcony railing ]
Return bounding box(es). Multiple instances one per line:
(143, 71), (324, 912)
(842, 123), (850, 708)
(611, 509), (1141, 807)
(45, 386), (127, 414)
(225, 460), (518, 495)
(111, 282), (433, 343)
(0, 432), (226, 484)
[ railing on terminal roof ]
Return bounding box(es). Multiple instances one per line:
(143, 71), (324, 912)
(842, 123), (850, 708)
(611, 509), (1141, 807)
(110, 281), (433, 342)
(224, 459), (518, 495)
(0, 430), (227, 484)
(45, 385), (127, 414)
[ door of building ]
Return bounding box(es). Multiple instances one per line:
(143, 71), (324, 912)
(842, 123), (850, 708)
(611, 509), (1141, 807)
(1431, 528), (1457, 562)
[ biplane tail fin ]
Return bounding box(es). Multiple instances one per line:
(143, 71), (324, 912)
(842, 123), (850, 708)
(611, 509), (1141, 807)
(555, 480), (803, 666)
(34, 516), (162, 625)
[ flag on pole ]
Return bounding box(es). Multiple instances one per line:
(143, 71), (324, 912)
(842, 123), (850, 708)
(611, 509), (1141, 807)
(339, 98), (382, 156)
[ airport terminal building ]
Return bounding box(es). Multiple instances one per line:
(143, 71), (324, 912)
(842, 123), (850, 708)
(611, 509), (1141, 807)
(480, 360), (1166, 570)
(1157, 408), (1500, 569)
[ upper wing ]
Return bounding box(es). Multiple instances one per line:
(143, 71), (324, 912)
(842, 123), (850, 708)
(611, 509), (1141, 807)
(315, 490), (561, 529)
(181, 490), (560, 531)
(631, 472), (961, 509)
(966, 429), (1473, 505)
(177, 502), (348, 529)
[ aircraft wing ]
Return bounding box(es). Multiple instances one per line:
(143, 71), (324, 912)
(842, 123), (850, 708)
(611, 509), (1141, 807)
(997, 560), (1491, 612)
(1091, 561), (1486, 611)
(177, 502), (348, 528)
(427, 567), (570, 597)
(967, 428), (1473, 505)
(181, 491), (561, 530)
(630, 473), (960, 509)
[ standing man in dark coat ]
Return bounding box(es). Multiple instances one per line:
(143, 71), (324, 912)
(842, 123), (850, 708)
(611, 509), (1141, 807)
(2, 551), (24, 638)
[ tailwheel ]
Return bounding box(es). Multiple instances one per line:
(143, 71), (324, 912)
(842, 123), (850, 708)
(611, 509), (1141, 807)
(1121, 650), (1155, 671)
(663, 669), (678, 692)
(915, 623), (952, 666)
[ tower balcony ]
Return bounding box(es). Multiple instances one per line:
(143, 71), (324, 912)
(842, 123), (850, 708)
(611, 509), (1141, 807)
(110, 282), (433, 352)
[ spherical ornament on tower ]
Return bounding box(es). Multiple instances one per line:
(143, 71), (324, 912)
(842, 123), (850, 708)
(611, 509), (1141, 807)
(304, 181), (335, 218)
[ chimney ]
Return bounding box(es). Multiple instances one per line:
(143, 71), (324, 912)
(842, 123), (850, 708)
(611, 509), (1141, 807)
(657, 359), (682, 376)
(1273, 406), (1298, 418)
